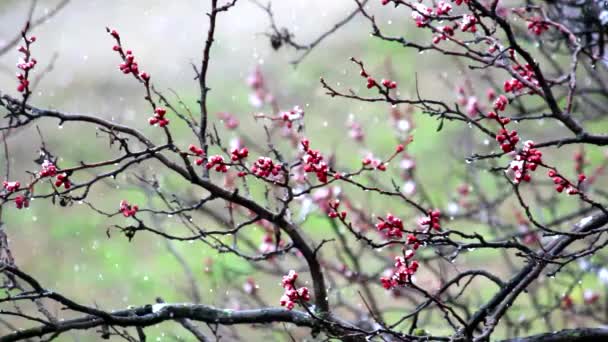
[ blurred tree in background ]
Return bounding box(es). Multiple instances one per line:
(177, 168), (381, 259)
(2, 0), (608, 341)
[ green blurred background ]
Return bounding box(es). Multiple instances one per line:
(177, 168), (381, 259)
(1, 0), (608, 341)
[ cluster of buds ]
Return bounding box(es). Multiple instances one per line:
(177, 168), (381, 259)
(16, 30), (37, 93)
(279, 270), (310, 310)
(108, 29), (148, 78)
(407, 233), (421, 250)
(188, 144), (205, 165)
(355, 59), (398, 92)
(3, 181), (20, 193)
(301, 139), (329, 183)
(15, 195), (29, 209)
(39, 160), (57, 177)
(381, 78), (398, 89)
(509, 141), (542, 183)
(383, 0), (454, 20)
(109, 28), (165, 132)
(251, 157), (282, 178)
(217, 112), (239, 130)
(206, 155), (229, 173)
(119, 200), (139, 217)
(354, 59), (379, 90)
(108, 29), (144, 77)
(548, 169), (583, 195)
(419, 209), (441, 231)
(436, 1), (453, 15)
(148, 107), (169, 127)
(376, 213), (405, 238)
(362, 155), (386, 171)
(433, 25), (455, 44)
(411, 3), (433, 27)
(504, 65), (538, 94)
(515, 64), (538, 90)
(16, 69), (33, 93)
(230, 147), (249, 161)
(54, 173), (71, 189)
(460, 14), (478, 33)
(488, 111), (519, 153)
(279, 106), (304, 129)
(503, 79), (524, 93)
(493, 94), (509, 112)
(527, 17), (550, 36)
(118, 49), (140, 74)
(380, 254), (420, 290)
(328, 200), (347, 219)
(366, 76), (377, 89)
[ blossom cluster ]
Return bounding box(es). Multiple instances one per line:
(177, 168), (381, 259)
(380, 237), (421, 290)
(356, 61), (398, 92)
(119, 200), (139, 217)
(252, 157), (282, 178)
(301, 139), (329, 183)
(2, 181), (20, 193)
(16, 31), (37, 93)
(108, 28), (169, 128)
(206, 155), (229, 173)
(509, 140), (542, 184)
(376, 213), (405, 238)
(362, 155), (386, 171)
(189, 144), (205, 165)
(419, 209), (442, 231)
(15, 195), (29, 209)
(54, 173), (71, 189)
(527, 17), (550, 36)
(548, 170), (584, 195)
(39, 160), (57, 178)
(279, 270), (310, 310)
(148, 107), (169, 127)
(230, 147), (249, 161)
(327, 199), (347, 219)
